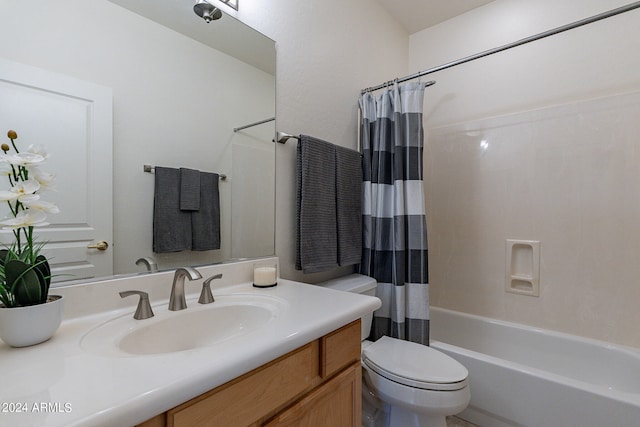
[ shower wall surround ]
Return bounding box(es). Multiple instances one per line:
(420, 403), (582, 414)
(427, 91), (640, 347)
(411, 0), (640, 348)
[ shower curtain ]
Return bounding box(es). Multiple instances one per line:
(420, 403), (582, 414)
(359, 81), (430, 346)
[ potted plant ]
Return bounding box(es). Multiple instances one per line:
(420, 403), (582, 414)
(0, 129), (62, 347)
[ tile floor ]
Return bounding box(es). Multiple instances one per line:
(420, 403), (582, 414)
(446, 416), (480, 427)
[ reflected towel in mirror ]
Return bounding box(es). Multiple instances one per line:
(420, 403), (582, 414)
(153, 167), (192, 252)
(192, 172), (221, 251)
(179, 168), (201, 211)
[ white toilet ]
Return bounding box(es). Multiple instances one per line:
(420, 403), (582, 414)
(319, 274), (470, 427)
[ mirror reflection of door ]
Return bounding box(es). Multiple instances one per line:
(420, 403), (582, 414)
(0, 58), (113, 283)
(0, 0), (276, 282)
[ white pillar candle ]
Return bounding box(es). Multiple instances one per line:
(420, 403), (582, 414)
(254, 267), (277, 286)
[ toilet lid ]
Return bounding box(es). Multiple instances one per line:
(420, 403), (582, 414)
(362, 336), (468, 391)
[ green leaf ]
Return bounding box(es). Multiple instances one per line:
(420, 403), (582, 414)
(33, 255), (51, 304)
(0, 249), (8, 268)
(6, 259), (42, 306)
(0, 284), (14, 307)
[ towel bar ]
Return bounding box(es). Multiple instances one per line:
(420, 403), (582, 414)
(144, 165), (227, 181)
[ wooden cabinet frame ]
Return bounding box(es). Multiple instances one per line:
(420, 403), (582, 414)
(138, 320), (362, 427)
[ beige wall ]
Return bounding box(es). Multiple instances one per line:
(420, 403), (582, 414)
(409, 0), (640, 348)
(234, 0), (410, 282)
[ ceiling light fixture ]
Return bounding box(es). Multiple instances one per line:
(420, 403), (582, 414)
(194, 0), (222, 23)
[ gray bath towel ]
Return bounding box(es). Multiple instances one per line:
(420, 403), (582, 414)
(179, 168), (200, 211)
(296, 135), (338, 273)
(153, 167), (192, 253)
(191, 172), (220, 251)
(335, 145), (362, 266)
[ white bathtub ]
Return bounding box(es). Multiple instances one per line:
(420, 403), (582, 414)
(430, 307), (640, 427)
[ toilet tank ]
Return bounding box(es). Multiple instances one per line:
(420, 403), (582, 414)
(318, 274), (377, 341)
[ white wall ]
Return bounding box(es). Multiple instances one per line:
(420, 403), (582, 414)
(410, 0), (640, 347)
(232, 0), (410, 282)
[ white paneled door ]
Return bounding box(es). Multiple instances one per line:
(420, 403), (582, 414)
(0, 58), (113, 284)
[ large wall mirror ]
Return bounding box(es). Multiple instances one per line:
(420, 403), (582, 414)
(0, 0), (276, 284)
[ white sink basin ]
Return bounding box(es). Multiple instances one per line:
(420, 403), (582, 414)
(81, 293), (287, 356)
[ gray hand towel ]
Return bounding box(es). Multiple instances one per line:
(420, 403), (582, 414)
(296, 135), (338, 273)
(335, 145), (362, 266)
(153, 167), (192, 253)
(191, 172), (221, 251)
(180, 168), (201, 211)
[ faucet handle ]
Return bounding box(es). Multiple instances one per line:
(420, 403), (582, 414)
(120, 290), (155, 320)
(199, 274), (223, 304)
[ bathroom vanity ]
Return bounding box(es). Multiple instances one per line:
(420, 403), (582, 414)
(0, 259), (380, 427)
(138, 320), (362, 426)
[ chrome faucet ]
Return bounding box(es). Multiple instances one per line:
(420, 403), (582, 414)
(135, 257), (158, 273)
(168, 267), (202, 311)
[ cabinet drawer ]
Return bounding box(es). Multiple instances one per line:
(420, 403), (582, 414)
(263, 362), (362, 427)
(168, 342), (319, 427)
(321, 320), (361, 378)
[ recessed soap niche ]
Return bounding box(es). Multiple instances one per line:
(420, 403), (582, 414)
(505, 239), (540, 297)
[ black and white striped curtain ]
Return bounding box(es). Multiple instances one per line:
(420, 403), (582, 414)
(359, 81), (430, 346)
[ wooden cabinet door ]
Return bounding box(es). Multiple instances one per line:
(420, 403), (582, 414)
(263, 362), (361, 427)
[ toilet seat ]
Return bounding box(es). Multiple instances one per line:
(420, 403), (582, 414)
(362, 336), (468, 391)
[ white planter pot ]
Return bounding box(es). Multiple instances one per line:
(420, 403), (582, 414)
(0, 295), (64, 347)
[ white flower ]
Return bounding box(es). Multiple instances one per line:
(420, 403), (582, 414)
(0, 152), (46, 167)
(26, 144), (50, 161)
(22, 198), (60, 214)
(0, 210), (49, 229)
(0, 179), (40, 202)
(0, 163), (12, 178)
(17, 194), (39, 204)
(27, 166), (56, 191)
(13, 179), (40, 196)
(0, 190), (18, 201)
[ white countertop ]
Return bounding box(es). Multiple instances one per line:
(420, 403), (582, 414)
(0, 272), (380, 427)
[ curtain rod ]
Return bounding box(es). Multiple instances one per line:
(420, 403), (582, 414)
(361, 1), (640, 95)
(233, 117), (275, 132)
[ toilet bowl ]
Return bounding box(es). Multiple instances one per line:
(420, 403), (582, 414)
(319, 274), (470, 427)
